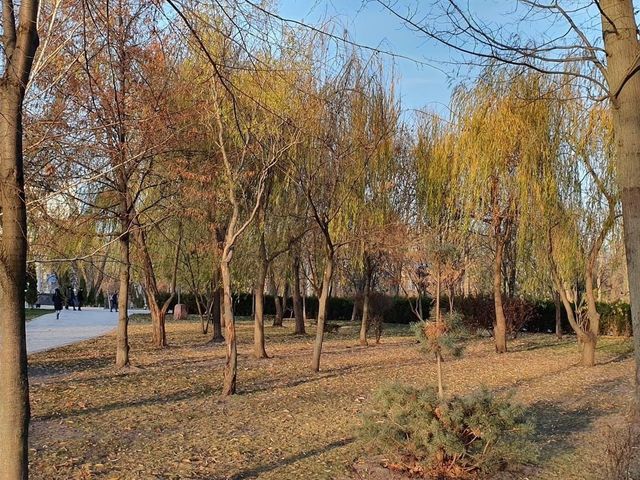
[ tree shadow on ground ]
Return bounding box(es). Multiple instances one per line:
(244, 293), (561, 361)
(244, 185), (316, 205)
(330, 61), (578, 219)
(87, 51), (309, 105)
(508, 336), (575, 353)
(33, 384), (216, 422)
(528, 401), (603, 463)
(241, 358), (428, 396)
(29, 355), (112, 378)
(230, 437), (355, 479)
(600, 351), (634, 365)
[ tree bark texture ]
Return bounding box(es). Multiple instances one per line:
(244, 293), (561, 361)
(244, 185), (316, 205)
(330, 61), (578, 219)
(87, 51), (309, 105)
(221, 258), (237, 395)
(312, 251), (334, 372)
(360, 254), (373, 347)
(0, 1), (39, 477)
(600, 0), (640, 410)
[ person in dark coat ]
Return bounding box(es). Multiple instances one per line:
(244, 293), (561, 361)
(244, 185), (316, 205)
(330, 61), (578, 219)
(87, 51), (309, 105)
(110, 292), (118, 312)
(52, 288), (63, 319)
(68, 288), (77, 311)
(77, 288), (84, 311)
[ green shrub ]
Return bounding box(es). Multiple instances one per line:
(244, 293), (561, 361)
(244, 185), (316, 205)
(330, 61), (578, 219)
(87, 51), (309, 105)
(360, 383), (536, 478)
(598, 301), (632, 336)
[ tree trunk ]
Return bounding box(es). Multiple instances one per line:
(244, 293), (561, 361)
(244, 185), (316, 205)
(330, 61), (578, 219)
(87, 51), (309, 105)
(211, 285), (224, 342)
(359, 272), (371, 346)
(273, 290), (284, 327)
(312, 251), (334, 372)
(197, 294), (209, 334)
(134, 220), (182, 348)
(583, 262), (601, 367)
(134, 222), (168, 348)
(253, 247), (268, 358)
(149, 302), (166, 347)
(0, 2), (39, 477)
(581, 333), (597, 367)
(302, 293), (307, 322)
(115, 214), (131, 369)
(600, 0), (640, 411)
(554, 291), (563, 340)
(292, 254), (305, 334)
(221, 259), (237, 395)
(493, 236), (508, 353)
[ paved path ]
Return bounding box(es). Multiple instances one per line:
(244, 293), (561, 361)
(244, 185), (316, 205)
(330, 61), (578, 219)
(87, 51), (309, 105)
(26, 307), (148, 355)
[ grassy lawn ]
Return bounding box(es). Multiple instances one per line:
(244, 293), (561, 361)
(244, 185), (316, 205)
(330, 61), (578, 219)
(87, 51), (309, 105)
(26, 308), (52, 321)
(27, 317), (635, 479)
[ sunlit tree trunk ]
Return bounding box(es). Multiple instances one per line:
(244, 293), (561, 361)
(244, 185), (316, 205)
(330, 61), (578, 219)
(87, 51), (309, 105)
(600, 0), (640, 411)
(359, 254), (373, 346)
(0, 2), (39, 476)
(221, 255), (237, 395)
(312, 248), (334, 372)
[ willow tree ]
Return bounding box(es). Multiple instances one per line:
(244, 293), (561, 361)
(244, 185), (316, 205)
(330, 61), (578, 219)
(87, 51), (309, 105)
(180, 27), (301, 391)
(242, 55), (310, 358)
(414, 113), (468, 327)
(448, 69), (561, 353)
(546, 104), (618, 366)
(377, 0), (640, 411)
(350, 77), (401, 347)
(296, 54), (398, 371)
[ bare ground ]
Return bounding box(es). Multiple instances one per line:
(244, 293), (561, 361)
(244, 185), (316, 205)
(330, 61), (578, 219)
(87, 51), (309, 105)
(27, 318), (635, 479)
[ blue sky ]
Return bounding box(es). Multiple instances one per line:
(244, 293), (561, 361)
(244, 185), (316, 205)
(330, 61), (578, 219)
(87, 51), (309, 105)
(276, 1), (603, 117)
(276, 1), (504, 115)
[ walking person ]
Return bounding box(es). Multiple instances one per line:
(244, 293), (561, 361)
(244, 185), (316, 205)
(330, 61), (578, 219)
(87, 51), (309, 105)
(52, 288), (63, 320)
(68, 288), (77, 311)
(110, 292), (118, 312)
(77, 288), (84, 311)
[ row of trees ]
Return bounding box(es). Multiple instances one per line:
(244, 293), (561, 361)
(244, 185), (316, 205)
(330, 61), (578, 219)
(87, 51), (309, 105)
(2, 0), (640, 478)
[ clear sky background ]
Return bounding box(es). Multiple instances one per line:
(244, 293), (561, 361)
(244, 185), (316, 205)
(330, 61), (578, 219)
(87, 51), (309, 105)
(276, 1), (506, 115)
(276, 1), (603, 117)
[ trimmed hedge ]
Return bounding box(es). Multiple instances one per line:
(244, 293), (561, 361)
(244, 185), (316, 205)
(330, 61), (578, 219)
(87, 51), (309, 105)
(154, 291), (633, 335)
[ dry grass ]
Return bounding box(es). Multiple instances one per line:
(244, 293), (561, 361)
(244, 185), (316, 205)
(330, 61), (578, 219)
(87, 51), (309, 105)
(28, 317), (635, 479)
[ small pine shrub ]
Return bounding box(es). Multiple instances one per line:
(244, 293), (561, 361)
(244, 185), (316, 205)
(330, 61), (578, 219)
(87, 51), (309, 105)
(411, 310), (469, 358)
(360, 383), (537, 478)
